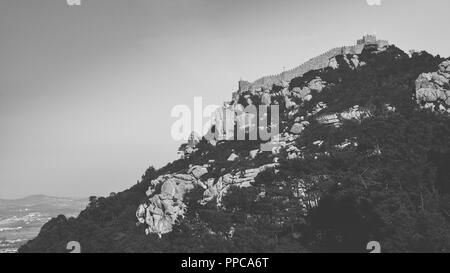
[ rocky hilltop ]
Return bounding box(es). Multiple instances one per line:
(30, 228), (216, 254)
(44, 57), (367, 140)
(19, 37), (450, 253)
(416, 60), (450, 112)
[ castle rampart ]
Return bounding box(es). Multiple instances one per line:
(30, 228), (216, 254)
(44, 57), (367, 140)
(237, 35), (389, 93)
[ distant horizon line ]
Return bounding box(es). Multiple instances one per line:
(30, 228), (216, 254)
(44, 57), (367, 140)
(0, 194), (88, 201)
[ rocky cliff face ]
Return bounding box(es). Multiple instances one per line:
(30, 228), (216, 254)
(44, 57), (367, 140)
(415, 60), (450, 113)
(136, 162), (281, 235)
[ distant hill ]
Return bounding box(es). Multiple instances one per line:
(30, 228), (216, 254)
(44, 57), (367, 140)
(0, 195), (87, 217)
(0, 195), (88, 253)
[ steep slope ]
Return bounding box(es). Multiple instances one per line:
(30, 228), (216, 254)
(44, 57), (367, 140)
(19, 41), (450, 253)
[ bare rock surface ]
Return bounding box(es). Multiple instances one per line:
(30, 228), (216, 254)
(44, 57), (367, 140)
(415, 60), (450, 113)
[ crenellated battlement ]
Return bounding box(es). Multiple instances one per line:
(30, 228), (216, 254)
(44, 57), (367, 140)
(237, 35), (389, 93)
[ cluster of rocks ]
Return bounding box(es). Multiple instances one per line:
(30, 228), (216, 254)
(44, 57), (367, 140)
(316, 105), (372, 127)
(345, 54), (365, 69)
(202, 163), (279, 205)
(328, 57), (339, 69)
(415, 60), (450, 113)
(291, 77), (327, 102)
(136, 165), (208, 236)
(328, 54), (365, 70)
(249, 149), (259, 159)
(285, 145), (303, 160)
(265, 132), (303, 160)
(136, 162), (281, 236)
(207, 96), (278, 145)
(208, 74), (328, 150)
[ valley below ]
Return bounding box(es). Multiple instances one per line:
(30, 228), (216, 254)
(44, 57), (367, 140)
(0, 195), (88, 253)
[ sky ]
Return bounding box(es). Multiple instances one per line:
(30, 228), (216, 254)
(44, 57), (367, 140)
(1, 0), (449, 199)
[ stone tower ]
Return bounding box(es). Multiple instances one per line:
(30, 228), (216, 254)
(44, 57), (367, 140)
(357, 34), (378, 45)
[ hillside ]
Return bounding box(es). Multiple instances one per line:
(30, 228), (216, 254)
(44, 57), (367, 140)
(19, 38), (450, 253)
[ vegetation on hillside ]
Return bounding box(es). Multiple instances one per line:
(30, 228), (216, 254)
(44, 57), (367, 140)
(19, 46), (450, 253)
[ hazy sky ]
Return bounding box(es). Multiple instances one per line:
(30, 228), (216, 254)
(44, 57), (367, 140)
(1, 0), (449, 199)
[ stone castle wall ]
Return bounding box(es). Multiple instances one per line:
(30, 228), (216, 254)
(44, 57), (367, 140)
(238, 36), (388, 93)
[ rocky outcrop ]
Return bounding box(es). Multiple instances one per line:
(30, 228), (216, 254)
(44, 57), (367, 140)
(290, 121), (310, 135)
(343, 54), (365, 70)
(292, 77), (327, 102)
(316, 113), (340, 126)
(340, 105), (372, 121)
(292, 87), (311, 101)
(439, 60), (450, 74)
(249, 149), (259, 159)
(334, 138), (358, 150)
(316, 105), (372, 127)
(137, 166), (208, 236)
(329, 57), (339, 69)
(227, 153), (239, 162)
(189, 165), (208, 179)
(201, 163), (280, 205)
(136, 160), (282, 235)
(415, 60), (450, 113)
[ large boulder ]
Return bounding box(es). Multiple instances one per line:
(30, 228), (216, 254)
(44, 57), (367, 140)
(350, 55), (360, 68)
(303, 94), (313, 101)
(432, 72), (449, 87)
(292, 86), (312, 101)
(329, 57), (338, 69)
(415, 61), (450, 112)
(188, 165), (208, 179)
(290, 121), (309, 135)
(438, 60), (450, 73)
(200, 164), (280, 206)
(416, 88), (442, 102)
(136, 169), (208, 236)
(227, 153), (239, 161)
(308, 78), (326, 93)
(416, 73), (434, 89)
(290, 123), (304, 134)
(249, 149), (259, 159)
